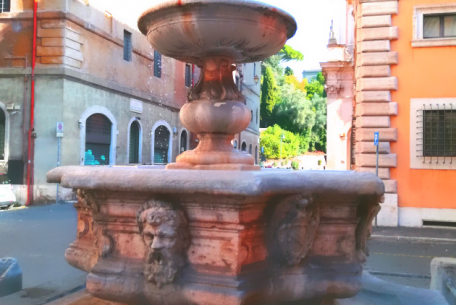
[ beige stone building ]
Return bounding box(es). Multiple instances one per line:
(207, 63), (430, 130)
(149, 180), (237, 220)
(0, 0), (261, 204)
(0, 0), (196, 203)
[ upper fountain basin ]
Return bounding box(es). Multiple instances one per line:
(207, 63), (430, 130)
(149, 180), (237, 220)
(138, 0), (297, 64)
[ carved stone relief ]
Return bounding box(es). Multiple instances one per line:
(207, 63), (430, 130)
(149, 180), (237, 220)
(137, 199), (190, 288)
(77, 189), (100, 214)
(270, 195), (320, 266)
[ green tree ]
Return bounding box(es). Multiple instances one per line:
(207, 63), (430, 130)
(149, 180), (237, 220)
(284, 66), (294, 76)
(260, 125), (300, 159)
(274, 84), (316, 134)
(262, 45), (303, 86)
(260, 66), (279, 127)
(309, 94), (327, 152)
(279, 45), (304, 62)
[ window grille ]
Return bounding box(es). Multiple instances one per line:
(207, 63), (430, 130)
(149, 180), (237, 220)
(185, 64), (192, 87)
(123, 30), (132, 62)
(417, 104), (456, 164)
(154, 51), (162, 78)
(129, 121), (140, 164)
(154, 125), (170, 164)
(85, 114), (112, 165)
(0, 0), (10, 13)
(424, 14), (456, 39)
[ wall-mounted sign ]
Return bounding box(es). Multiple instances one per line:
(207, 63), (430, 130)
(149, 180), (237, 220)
(130, 99), (143, 114)
(56, 122), (64, 138)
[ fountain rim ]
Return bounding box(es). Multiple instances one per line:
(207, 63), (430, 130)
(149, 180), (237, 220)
(137, 0), (297, 40)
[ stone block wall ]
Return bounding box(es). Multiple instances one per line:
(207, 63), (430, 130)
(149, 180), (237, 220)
(354, 0), (399, 226)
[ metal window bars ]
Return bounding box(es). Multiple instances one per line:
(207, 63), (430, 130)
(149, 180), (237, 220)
(1, 0), (11, 13)
(417, 103), (456, 164)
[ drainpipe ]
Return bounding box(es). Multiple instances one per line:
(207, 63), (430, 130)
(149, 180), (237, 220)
(26, 0), (37, 206)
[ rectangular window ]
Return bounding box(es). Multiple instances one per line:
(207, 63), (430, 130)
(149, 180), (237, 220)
(0, 0), (10, 13)
(423, 109), (456, 157)
(123, 30), (132, 62)
(253, 63), (256, 79)
(185, 64), (192, 87)
(154, 50), (162, 78)
(424, 14), (456, 39)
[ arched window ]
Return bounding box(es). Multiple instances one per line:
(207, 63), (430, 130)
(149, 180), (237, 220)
(256, 109), (259, 125)
(129, 121), (140, 164)
(180, 130), (188, 153)
(85, 114), (112, 165)
(241, 142), (247, 151)
(0, 109), (5, 160)
(255, 146), (258, 164)
(251, 110), (253, 122)
(249, 144), (252, 155)
(233, 140), (238, 149)
(154, 125), (171, 164)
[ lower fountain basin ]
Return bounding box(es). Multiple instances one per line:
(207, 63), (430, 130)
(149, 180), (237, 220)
(47, 167), (384, 305)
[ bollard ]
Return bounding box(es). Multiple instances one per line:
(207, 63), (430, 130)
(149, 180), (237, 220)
(0, 257), (22, 297)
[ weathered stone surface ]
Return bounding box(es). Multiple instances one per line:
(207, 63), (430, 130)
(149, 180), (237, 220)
(41, 56), (64, 64)
(356, 128), (398, 142)
(42, 37), (65, 47)
(37, 46), (65, 56)
(357, 77), (397, 91)
(37, 28), (66, 38)
(384, 179), (397, 193)
(46, 166), (384, 305)
(361, 1), (398, 17)
(358, 40), (391, 53)
(42, 19), (66, 29)
(356, 167), (390, 179)
(358, 26), (399, 41)
(376, 193), (398, 226)
(359, 15), (391, 28)
(66, 39), (82, 51)
(356, 91), (391, 103)
(357, 52), (398, 66)
(63, 56), (82, 69)
(430, 257), (456, 305)
(356, 142), (390, 154)
(356, 65), (391, 78)
(356, 102), (398, 116)
(356, 153), (397, 167)
(356, 116), (390, 128)
(65, 48), (83, 62)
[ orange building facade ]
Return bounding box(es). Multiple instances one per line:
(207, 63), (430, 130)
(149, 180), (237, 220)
(322, 0), (456, 227)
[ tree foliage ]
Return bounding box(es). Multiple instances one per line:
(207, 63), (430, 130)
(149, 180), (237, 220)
(284, 66), (294, 76)
(260, 125), (300, 159)
(260, 66), (279, 127)
(279, 45), (304, 62)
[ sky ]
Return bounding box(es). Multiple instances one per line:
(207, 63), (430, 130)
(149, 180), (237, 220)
(90, 0), (346, 78)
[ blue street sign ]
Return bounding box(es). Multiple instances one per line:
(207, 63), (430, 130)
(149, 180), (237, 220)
(374, 132), (379, 146)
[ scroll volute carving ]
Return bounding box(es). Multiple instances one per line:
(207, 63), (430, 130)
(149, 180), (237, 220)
(270, 195), (320, 266)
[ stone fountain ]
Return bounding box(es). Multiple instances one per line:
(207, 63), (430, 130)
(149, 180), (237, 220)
(46, 1), (384, 304)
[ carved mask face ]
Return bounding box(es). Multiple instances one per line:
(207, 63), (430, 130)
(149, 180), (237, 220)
(138, 203), (189, 288)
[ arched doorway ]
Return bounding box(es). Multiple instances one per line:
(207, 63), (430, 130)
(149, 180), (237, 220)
(129, 121), (141, 164)
(154, 125), (171, 164)
(0, 109), (6, 160)
(180, 130), (188, 153)
(255, 146), (258, 164)
(85, 114), (112, 165)
(241, 142), (247, 151)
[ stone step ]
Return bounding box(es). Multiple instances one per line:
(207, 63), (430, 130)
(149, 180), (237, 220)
(356, 167), (390, 179)
(357, 77), (398, 91)
(356, 128), (398, 142)
(356, 103), (398, 116)
(358, 26), (399, 41)
(356, 116), (390, 128)
(356, 142), (390, 154)
(358, 40), (391, 53)
(356, 153), (397, 168)
(357, 52), (398, 66)
(356, 65), (391, 78)
(356, 91), (391, 103)
(361, 1), (398, 17)
(359, 15), (392, 28)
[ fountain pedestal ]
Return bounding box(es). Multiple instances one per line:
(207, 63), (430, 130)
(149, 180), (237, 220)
(47, 167), (383, 305)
